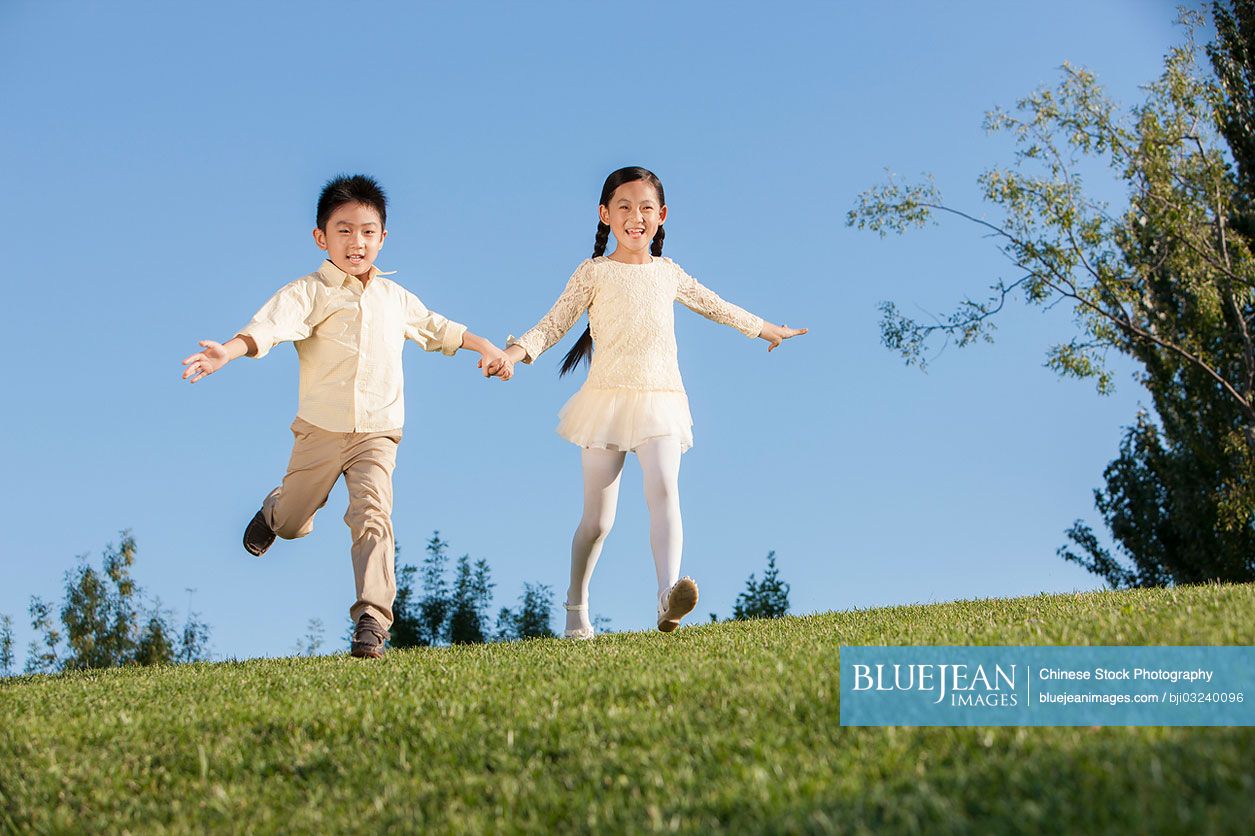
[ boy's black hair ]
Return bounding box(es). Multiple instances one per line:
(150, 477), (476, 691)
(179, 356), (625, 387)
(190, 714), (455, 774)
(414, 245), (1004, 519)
(316, 174), (387, 230)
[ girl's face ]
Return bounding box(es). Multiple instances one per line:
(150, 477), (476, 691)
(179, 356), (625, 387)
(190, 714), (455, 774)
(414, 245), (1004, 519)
(600, 180), (667, 260)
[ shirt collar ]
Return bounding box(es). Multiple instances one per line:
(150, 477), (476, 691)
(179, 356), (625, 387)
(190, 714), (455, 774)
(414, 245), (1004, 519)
(317, 259), (397, 287)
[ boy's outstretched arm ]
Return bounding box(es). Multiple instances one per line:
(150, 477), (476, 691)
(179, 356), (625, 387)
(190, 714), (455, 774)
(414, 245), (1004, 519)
(181, 335), (258, 383)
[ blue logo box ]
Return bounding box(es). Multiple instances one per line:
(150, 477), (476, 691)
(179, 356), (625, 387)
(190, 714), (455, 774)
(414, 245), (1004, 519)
(839, 646), (1253, 726)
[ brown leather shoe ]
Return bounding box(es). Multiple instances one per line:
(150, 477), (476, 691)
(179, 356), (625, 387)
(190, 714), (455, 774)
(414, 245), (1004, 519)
(351, 613), (389, 659)
(243, 510), (275, 557)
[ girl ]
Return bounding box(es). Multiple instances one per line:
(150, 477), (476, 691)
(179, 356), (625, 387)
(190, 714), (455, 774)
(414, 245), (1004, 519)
(491, 167), (806, 639)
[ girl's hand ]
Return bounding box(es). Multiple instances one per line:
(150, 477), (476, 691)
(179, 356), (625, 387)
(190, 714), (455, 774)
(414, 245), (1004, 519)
(181, 340), (230, 383)
(758, 322), (808, 352)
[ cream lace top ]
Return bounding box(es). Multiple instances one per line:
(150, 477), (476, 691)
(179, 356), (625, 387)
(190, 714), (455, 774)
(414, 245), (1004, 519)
(509, 256), (764, 393)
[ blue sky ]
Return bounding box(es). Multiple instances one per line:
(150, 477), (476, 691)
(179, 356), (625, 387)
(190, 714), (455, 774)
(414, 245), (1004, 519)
(0, 1), (1198, 663)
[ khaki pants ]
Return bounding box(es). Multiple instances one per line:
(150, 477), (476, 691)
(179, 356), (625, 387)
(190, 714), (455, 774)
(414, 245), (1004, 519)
(262, 417), (402, 629)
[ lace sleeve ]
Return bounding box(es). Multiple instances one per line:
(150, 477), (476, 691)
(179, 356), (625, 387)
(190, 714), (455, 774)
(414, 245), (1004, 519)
(673, 262), (764, 338)
(508, 260), (596, 363)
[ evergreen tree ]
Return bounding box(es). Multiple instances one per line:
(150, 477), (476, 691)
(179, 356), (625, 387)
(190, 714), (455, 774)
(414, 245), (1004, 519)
(496, 583), (556, 640)
(447, 556), (495, 645)
(387, 541), (426, 648)
(418, 532), (452, 646)
(732, 551), (791, 620)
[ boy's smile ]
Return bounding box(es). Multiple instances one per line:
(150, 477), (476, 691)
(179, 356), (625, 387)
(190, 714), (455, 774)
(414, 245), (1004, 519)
(601, 180), (666, 263)
(313, 202), (387, 279)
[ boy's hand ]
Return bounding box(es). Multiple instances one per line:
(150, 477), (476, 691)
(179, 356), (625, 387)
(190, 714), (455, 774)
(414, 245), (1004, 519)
(181, 340), (231, 383)
(758, 322), (808, 352)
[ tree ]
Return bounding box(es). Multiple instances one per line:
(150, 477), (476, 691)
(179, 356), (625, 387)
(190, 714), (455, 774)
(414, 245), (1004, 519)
(23, 532), (213, 672)
(176, 590), (213, 664)
(417, 532), (452, 646)
(496, 582), (557, 641)
(387, 541), (426, 649)
(1210, 0), (1255, 240)
(292, 618), (325, 657)
(135, 614), (175, 667)
(60, 534), (140, 670)
(732, 551), (791, 620)
(447, 556), (495, 645)
(0, 614), (14, 676)
(372, 530), (548, 648)
(848, 9), (1255, 586)
(25, 596), (62, 674)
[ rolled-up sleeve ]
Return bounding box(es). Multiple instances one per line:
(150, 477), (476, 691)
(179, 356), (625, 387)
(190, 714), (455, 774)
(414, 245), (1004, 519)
(404, 289), (466, 355)
(237, 279), (318, 359)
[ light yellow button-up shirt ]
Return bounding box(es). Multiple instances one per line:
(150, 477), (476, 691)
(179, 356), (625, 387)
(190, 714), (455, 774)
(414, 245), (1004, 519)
(237, 260), (467, 432)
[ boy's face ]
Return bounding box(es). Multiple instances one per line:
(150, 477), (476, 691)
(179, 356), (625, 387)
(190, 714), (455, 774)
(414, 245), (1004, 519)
(312, 202), (387, 277)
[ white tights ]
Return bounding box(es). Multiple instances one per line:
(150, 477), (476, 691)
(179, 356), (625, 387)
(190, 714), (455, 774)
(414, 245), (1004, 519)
(565, 436), (683, 633)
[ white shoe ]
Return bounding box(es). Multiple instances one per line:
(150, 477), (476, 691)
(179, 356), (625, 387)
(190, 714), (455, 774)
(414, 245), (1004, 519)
(563, 603), (595, 640)
(657, 577), (699, 633)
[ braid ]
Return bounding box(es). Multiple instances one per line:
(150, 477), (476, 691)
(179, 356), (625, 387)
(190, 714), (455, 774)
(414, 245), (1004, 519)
(559, 221), (606, 376)
(593, 222), (611, 258)
(651, 225), (665, 257)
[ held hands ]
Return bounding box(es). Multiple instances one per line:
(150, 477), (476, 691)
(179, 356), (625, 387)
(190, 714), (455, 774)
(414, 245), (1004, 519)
(481, 344), (526, 381)
(758, 322), (808, 352)
(478, 347), (514, 381)
(181, 340), (231, 383)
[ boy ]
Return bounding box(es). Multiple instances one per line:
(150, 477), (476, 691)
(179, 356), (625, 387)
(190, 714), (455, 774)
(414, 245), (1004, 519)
(181, 174), (506, 659)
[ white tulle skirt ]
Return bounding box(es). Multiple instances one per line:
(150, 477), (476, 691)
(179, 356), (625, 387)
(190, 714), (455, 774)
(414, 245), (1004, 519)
(556, 386), (693, 453)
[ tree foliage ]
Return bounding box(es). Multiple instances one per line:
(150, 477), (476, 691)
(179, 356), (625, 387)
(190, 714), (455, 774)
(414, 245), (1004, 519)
(496, 583), (557, 641)
(732, 551), (791, 620)
(23, 531), (212, 673)
(849, 7), (1255, 586)
(293, 618), (325, 657)
(0, 614), (14, 677)
(380, 531), (554, 649)
(447, 556), (495, 645)
(419, 532), (453, 646)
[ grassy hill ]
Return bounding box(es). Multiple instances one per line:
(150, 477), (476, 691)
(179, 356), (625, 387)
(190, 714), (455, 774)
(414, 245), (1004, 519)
(2, 583), (1252, 834)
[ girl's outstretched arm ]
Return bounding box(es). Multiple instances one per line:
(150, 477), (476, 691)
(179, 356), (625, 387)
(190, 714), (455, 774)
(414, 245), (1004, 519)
(674, 263), (807, 351)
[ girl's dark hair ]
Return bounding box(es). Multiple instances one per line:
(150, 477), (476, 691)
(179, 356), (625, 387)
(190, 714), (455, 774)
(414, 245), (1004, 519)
(316, 174), (387, 230)
(559, 166), (666, 377)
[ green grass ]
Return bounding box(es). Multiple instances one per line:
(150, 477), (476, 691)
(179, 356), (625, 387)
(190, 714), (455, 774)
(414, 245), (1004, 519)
(2, 583), (1253, 834)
